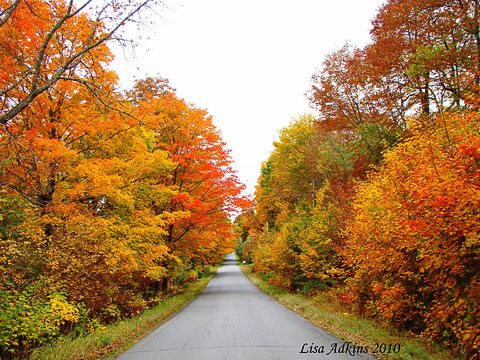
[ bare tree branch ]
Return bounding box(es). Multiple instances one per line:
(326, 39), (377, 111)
(0, 181), (42, 206)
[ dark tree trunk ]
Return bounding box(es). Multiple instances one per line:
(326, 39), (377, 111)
(162, 277), (168, 294)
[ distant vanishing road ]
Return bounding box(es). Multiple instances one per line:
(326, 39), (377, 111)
(116, 253), (375, 360)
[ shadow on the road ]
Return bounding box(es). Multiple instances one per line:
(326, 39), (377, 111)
(201, 286), (258, 296)
(223, 257), (237, 266)
(210, 269), (243, 278)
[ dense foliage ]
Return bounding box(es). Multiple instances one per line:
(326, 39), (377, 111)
(238, 0), (480, 358)
(0, 1), (245, 357)
(345, 111), (479, 354)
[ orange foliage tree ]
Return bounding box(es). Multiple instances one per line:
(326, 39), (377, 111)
(137, 88), (246, 292)
(345, 110), (480, 357)
(0, 0), (156, 125)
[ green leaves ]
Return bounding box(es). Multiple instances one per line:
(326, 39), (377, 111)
(0, 285), (79, 353)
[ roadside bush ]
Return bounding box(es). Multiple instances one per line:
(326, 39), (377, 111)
(0, 286), (79, 357)
(345, 111), (480, 358)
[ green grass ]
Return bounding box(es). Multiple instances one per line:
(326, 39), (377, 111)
(240, 264), (464, 360)
(27, 268), (217, 360)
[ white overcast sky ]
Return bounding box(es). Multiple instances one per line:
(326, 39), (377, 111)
(111, 0), (386, 196)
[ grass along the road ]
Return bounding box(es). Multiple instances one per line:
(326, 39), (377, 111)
(239, 264), (464, 360)
(27, 267), (218, 360)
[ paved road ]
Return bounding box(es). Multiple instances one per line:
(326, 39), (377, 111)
(116, 253), (375, 360)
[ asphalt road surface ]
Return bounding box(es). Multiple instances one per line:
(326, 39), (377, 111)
(116, 253), (375, 360)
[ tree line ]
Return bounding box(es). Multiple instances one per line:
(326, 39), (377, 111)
(236, 0), (480, 358)
(0, 1), (245, 357)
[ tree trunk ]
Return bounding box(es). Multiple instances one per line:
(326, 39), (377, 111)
(162, 277), (168, 294)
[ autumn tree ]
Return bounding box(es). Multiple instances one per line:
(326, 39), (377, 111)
(134, 82), (246, 292)
(254, 115), (319, 228)
(308, 45), (405, 132)
(0, 0), (157, 126)
(309, 0), (480, 176)
(368, 0), (480, 114)
(251, 115), (346, 291)
(0, 3), (167, 323)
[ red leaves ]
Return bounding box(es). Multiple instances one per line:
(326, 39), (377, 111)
(136, 87), (245, 265)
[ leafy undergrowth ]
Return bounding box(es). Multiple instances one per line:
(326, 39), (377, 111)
(26, 267), (217, 360)
(240, 264), (464, 360)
